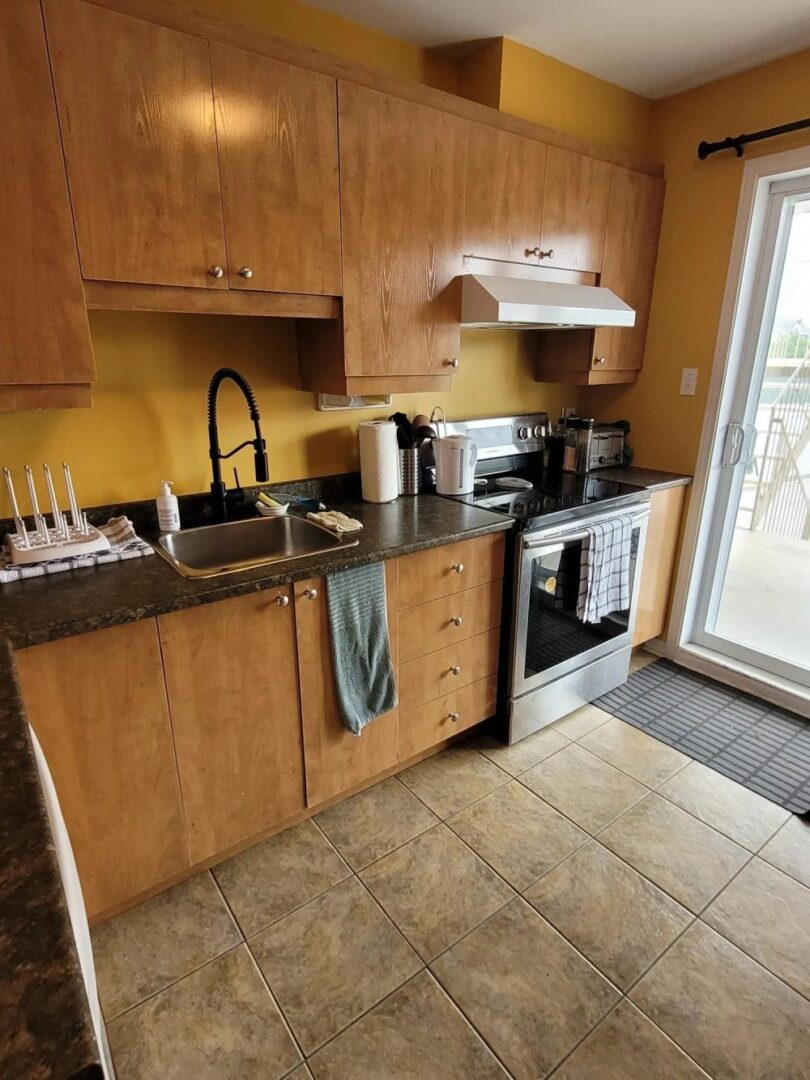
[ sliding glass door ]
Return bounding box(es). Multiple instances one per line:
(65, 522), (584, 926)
(694, 178), (810, 687)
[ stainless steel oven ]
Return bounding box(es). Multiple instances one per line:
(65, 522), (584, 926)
(506, 501), (650, 742)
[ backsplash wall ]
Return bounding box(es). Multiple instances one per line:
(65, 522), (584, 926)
(0, 312), (567, 509)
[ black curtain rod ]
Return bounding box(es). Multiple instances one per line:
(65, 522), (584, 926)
(698, 117), (810, 160)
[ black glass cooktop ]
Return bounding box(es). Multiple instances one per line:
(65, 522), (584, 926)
(443, 460), (646, 528)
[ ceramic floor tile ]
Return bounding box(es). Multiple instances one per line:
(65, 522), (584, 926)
(432, 898), (618, 1080)
(91, 871), (241, 1020)
(703, 857), (810, 998)
(580, 717), (690, 787)
(630, 921), (810, 1080)
(520, 743), (649, 834)
(553, 1000), (709, 1079)
(526, 841), (692, 989)
(397, 744), (509, 818)
(359, 824), (514, 961)
(599, 794), (750, 912)
(212, 819), (350, 937)
(315, 777), (438, 870)
(469, 726), (569, 776)
(552, 704), (613, 741)
(447, 780), (588, 890)
(307, 970), (507, 1080)
(287, 1068), (313, 1080)
(657, 760), (790, 851)
(760, 814), (810, 888)
(249, 877), (421, 1053)
(107, 945), (300, 1080)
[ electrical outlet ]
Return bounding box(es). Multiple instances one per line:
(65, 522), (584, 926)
(680, 367), (698, 396)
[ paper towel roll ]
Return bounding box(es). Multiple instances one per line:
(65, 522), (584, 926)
(359, 420), (399, 503)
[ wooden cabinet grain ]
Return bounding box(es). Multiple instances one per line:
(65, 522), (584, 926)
(45, 0), (228, 290)
(0, 0), (95, 410)
(158, 588), (305, 864)
(15, 621), (188, 918)
(210, 44), (342, 296)
(398, 533), (505, 610)
(633, 485), (686, 645)
(539, 147), (612, 273)
(295, 567), (399, 807)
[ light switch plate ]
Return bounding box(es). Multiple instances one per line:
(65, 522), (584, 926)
(680, 368), (698, 396)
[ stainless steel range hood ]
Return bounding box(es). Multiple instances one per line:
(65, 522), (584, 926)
(460, 262), (635, 330)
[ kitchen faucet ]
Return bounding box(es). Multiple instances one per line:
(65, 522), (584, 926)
(207, 367), (269, 522)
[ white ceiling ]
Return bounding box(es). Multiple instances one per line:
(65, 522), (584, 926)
(307, 0), (810, 98)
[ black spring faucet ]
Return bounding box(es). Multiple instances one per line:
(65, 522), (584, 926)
(207, 367), (269, 522)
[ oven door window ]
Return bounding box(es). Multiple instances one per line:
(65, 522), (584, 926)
(523, 537), (634, 679)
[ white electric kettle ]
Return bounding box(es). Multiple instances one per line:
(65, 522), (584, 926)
(434, 434), (478, 495)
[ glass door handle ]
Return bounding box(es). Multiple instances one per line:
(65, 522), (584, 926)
(721, 422), (745, 466)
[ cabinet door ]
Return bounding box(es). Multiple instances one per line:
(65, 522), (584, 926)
(464, 123), (546, 263)
(211, 45), (342, 296)
(158, 589), (305, 864)
(0, 0), (94, 397)
(338, 82), (466, 377)
(44, 0), (227, 288)
(633, 486), (686, 645)
(539, 147), (611, 272)
(15, 621), (188, 918)
(592, 167), (665, 373)
(296, 566), (399, 806)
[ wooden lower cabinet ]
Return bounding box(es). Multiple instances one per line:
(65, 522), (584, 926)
(15, 621), (188, 918)
(397, 533), (505, 609)
(399, 675), (498, 760)
(295, 566), (400, 807)
(399, 579), (503, 663)
(398, 629), (499, 712)
(158, 588), (305, 864)
(633, 485), (687, 645)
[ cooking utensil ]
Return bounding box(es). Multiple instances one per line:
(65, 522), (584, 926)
(412, 413), (432, 431)
(389, 411), (415, 449)
(413, 424), (436, 447)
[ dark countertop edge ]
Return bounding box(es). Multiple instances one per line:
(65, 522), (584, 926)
(0, 641), (103, 1079)
(6, 515), (513, 651)
(594, 466), (693, 491)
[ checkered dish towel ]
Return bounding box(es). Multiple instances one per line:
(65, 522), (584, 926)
(576, 515), (633, 623)
(0, 516), (154, 583)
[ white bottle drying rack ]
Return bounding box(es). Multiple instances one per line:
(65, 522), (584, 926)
(3, 463), (110, 564)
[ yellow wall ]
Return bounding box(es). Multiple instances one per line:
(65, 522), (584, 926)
(0, 8), (650, 509)
(497, 38), (653, 158)
(582, 47), (810, 475)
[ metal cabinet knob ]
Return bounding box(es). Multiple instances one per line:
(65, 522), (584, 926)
(450, 665), (461, 676)
(451, 562), (464, 574)
(238, 266), (254, 279)
(304, 588), (318, 600)
(450, 615), (463, 627)
(448, 712), (460, 723)
(525, 246), (541, 258)
(445, 357), (460, 369)
(539, 248), (554, 259)
(275, 594), (289, 607)
(594, 356), (606, 365)
(208, 265), (224, 279)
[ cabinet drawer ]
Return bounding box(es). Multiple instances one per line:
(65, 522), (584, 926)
(399, 580), (503, 663)
(399, 628), (499, 713)
(399, 674), (497, 760)
(398, 533), (505, 610)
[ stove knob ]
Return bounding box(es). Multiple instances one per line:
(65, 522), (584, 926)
(533, 424), (544, 439)
(518, 425), (530, 439)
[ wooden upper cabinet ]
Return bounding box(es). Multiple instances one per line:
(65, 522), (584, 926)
(16, 621), (189, 918)
(464, 123), (547, 263)
(210, 45), (342, 296)
(158, 589), (305, 865)
(44, 0), (228, 289)
(337, 82), (467, 377)
(0, 0), (94, 407)
(539, 147), (612, 273)
(593, 166), (665, 372)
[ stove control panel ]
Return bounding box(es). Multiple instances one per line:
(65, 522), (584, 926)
(440, 413), (550, 460)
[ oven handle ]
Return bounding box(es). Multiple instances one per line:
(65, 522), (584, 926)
(522, 507), (650, 551)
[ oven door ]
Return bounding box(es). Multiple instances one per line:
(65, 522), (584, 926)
(510, 505), (650, 698)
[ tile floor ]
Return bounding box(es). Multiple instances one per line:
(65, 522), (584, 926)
(94, 670), (810, 1079)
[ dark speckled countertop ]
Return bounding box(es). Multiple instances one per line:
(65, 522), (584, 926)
(0, 481), (511, 1077)
(593, 465), (692, 491)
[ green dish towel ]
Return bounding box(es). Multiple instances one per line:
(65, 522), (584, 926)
(326, 562), (398, 735)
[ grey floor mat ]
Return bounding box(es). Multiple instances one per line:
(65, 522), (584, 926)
(597, 659), (810, 815)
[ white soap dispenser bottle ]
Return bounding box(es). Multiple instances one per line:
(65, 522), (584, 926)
(157, 480), (181, 533)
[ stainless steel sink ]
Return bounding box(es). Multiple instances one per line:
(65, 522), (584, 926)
(154, 515), (359, 579)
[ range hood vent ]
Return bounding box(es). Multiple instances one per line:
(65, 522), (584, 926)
(460, 266), (635, 330)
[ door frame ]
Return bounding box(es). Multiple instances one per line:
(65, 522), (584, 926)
(663, 145), (810, 716)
